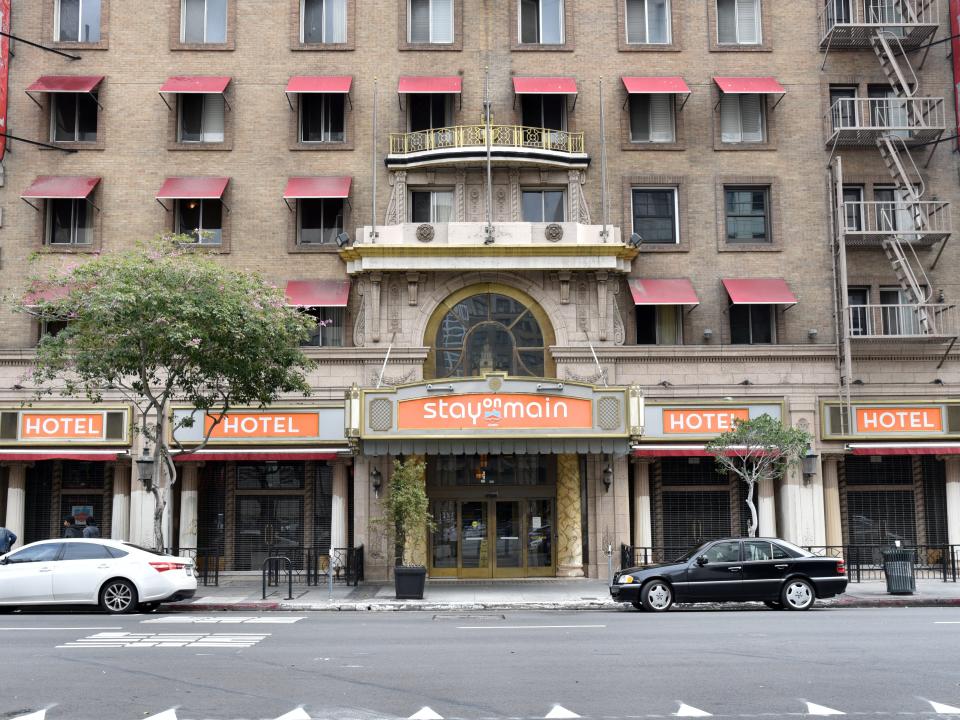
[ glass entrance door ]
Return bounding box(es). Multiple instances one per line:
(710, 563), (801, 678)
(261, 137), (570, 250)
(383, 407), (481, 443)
(494, 501), (522, 577)
(460, 500), (489, 578)
(234, 496), (304, 571)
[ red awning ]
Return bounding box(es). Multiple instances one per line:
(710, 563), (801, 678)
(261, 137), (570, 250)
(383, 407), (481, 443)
(398, 76), (462, 94)
(0, 450), (120, 462)
(629, 279), (699, 307)
(160, 76), (231, 94)
(22, 176), (101, 199)
(622, 76), (690, 95)
(848, 443), (960, 456)
(632, 445), (757, 458)
(285, 280), (350, 307)
(723, 278), (797, 307)
(26, 75), (104, 94)
(285, 76), (352, 94)
(23, 285), (71, 305)
(173, 450), (341, 463)
(156, 177), (229, 200)
(513, 77), (578, 95)
(283, 177), (352, 199)
(713, 76), (786, 95)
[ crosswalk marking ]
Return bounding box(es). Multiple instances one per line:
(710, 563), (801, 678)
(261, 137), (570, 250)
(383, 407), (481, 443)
(928, 700), (960, 714)
(805, 703), (845, 716)
(674, 703), (712, 717)
(409, 707), (444, 719)
(143, 616), (306, 625)
(545, 705), (581, 719)
(11, 710), (48, 720)
(143, 710), (178, 720)
(56, 632), (269, 649)
(273, 709), (311, 720)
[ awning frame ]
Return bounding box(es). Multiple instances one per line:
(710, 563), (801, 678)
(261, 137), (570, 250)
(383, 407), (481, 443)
(281, 177), (353, 213)
(620, 77), (691, 111)
(722, 279), (798, 311)
(713, 77), (786, 112)
(159, 80), (232, 112)
(25, 76), (105, 110)
(21, 178), (102, 213)
(285, 77), (353, 111)
(628, 278), (701, 315)
(397, 77), (462, 112)
(155, 177), (231, 213)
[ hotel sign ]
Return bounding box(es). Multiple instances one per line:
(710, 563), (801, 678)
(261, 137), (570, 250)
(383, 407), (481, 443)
(822, 400), (959, 439)
(172, 406), (345, 445)
(0, 407), (131, 445)
(398, 394), (594, 432)
(643, 402), (782, 441)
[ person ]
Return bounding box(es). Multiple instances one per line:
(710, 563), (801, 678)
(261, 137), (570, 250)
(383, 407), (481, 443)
(83, 516), (100, 538)
(62, 515), (82, 539)
(0, 526), (16, 554)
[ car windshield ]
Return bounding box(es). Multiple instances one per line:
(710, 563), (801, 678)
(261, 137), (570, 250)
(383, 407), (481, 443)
(673, 543), (710, 563)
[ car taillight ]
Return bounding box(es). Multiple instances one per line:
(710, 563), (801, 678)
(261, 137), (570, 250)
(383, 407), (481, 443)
(150, 561), (185, 573)
(836, 560), (846, 575)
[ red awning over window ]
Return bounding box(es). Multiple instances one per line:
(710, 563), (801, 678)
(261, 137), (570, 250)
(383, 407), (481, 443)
(848, 443), (960, 456)
(398, 76), (462, 94)
(285, 280), (350, 308)
(156, 177), (230, 200)
(26, 75), (104, 94)
(22, 176), (101, 199)
(723, 278), (797, 307)
(283, 177), (352, 199)
(628, 279), (699, 307)
(713, 76), (786, 95)
(512, 77), (578, 95)
(160, 76), (231, 94)
(285, 76), (353, 94)
(622, 76), (691, 95)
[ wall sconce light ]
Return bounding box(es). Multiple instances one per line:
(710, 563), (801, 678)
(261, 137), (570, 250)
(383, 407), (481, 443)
(801, 450), (818, 484)
(370, 466), (382, 497)
(336, 232), (351, 248)
(628, 233), (643, 248)
(602, 461), (613, 493)
(807, 328), (819, 341)
(703, 328), (713, 341)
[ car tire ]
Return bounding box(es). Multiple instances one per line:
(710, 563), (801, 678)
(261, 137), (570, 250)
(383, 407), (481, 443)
(631, 601), (645, 611)
(641, 580), (673, 612)
(138, 602), (161, 613)
(100, 579), (138, 614)
(763, 600), (783, 610)
(780, 578), (815, 611)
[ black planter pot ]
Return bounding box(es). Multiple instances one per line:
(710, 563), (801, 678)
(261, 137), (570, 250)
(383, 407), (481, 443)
(394, 565), (427, 599)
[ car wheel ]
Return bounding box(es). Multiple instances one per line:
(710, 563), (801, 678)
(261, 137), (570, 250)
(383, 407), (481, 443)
(641, 581), (673, 612)
(781, 578), (815, 611)
(763, 600), (783, 610)
(138, 602), (161, 613)
(100, 579), (138, 614)
(631, 601), (645, 611)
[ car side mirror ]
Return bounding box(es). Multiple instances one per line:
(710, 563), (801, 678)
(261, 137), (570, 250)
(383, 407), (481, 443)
(0, 557), (8, 565)
(696, 555), (708, 566)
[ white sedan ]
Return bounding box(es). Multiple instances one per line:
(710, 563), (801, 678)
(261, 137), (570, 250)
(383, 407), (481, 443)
(0, 539), (197, 614)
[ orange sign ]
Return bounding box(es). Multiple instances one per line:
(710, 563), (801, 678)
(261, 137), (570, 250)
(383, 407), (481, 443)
(855, 407), (943, 433)
(663, 408), (750, 434)
(205, 412), (320, 439)
(398, 394), (593, 431)
(20, 412), (104, 440)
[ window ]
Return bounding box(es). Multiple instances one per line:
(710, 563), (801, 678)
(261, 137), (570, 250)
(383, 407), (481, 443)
(730, 304), (773, 344)
(717, 0), (760, 44)
(176, 199), (222, 245)
(632, 188), (677, 244)
(720, 94), (764, 143)
(519, 0), (563, 44)
(301, 0), (347, 43)
(55, 0), (101, 42)
(409, 94), (451, 132)
(743, 540), (773, 561)
(411, 190), (454, 223)
(874, 187), (917, 235)
(6, 543), (62, 563)
(842, 186), (864, 232)
(181, 0), (227, 43)
(178, 94), (225, 143)
(303, 308), (344, 347)
(848, 287), (871, 336)
(47, 199), (92, 245)
(725, 187), (770, 243)
(62, 543), (111, 560)
(830, 86), (857, 130)
(301, 94), (345, 143)
(703, 541), (741, 563)
(629, 95), (675, 143)
(41, 319), (70, 338)
(869, 85), (909, 136)
(625, 0), (670, 44)
(51, 93), (98, 143)
(881, 287), (923, 335)
(298, 198), (344, 245)
(520, 95), (565, 131)
(409, 0), (453, 43)
(522, 190), (565, 222)
(636, 305), (682, 345)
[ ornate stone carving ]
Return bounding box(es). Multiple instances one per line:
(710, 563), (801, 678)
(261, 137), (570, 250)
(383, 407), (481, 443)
(558, 271), (571, 305)
(385, 171), (407, 226)
(496, 187), (507, 220)
(353, 280), (366, 347)
(509, 169), (521, 221)
(406, 272), (420, 306)
(612, 293), (625, 346)
(556, 454), (584, 577)
(415, 223), (435, 242)
(596, 272), (608, 342)
(577, 281), (588, 332)
(564, 367), (608, 385)
(455, 170), (466, 221)
(370, 273), (383, 343)
(368, 368), (417, 387)
(545, 223), (564, 242)
(389, 281), (401, 333)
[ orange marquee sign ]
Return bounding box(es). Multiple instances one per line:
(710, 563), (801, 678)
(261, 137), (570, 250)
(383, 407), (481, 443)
(20, 412), (105, 441)
(855, 407), (943, 434)
(398, 393), (593, 431)
(205, 412), (321, 439)
(662, 408), (749, 434)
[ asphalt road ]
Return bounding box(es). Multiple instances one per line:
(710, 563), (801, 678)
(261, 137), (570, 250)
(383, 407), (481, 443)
(0, 606), (959, 720)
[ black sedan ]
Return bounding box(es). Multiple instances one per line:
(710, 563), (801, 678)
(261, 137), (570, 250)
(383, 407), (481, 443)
(610, 537), (847, 612)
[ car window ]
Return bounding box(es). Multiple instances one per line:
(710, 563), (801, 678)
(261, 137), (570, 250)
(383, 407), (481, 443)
(5, 543), (62, 563)
(744, 541), (773, 561)
(771, 539), (811, 557)
(703, 541), (740, 563)
(122, 542), (165, 556)
(62, 543), (112, 561)
(770, 543), (790, 559)
(106, 546), (129, 559)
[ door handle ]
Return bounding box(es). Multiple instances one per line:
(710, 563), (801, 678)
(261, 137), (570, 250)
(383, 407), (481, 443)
(39, 567), (53, 572)
(775, 564), (788, 569)
(728, 566), (742, 572)
(97, 564), (110, 569)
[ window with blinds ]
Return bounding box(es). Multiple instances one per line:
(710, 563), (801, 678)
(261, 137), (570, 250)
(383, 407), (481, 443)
(182, 0), (227, 44)
(625, 0), (670, 44)
(519, 0), (564, 44)
(409, 0), (454, 43)
(629, 94), (675, 143)
(720, 94), (764, 143)
(178, 94), (225, 143)
(717, 0), (760, 44)
(302, 0), (347, 43)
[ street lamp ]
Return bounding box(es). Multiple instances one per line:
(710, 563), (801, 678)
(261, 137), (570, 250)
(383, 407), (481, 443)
(136, 446), (156, 491)
(370, 466), (382, 498)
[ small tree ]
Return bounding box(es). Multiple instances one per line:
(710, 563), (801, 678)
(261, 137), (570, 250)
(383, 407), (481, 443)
(705, 414), (811, 538)
(374, 458), (435, 567)
(18, 238), (315, 550)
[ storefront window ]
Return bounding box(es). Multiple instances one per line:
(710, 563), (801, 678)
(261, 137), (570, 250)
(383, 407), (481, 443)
(428, 455), (550, 486)
(236, 463), (305, 490)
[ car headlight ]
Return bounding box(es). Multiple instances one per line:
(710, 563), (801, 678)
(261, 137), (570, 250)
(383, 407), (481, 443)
(617, 574), (636, 585)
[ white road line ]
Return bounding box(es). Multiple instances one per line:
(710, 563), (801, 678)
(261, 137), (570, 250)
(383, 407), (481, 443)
(933, 622), (960, 624)
(0, 627), (123, 631)
(674, 703), (712, 717)
(143, 710), (178, 720)
(409, 707), (444, 719)
(545, 705), (581, 719)
(11, 710), (48, 720)
(457, 625), (606, 630)
(806, 702), (845, 716)
(927, 700), (960, 714)
(143, 616), (306, 624)
(273, 709), (311, 720)
(56, 631), (270, 648)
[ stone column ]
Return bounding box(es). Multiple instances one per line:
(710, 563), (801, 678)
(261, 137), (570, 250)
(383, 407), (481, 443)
(178, 464), (199, 551)
(758, 476), (776, 537)
(632, 459), (652, 547)
(4, 465), (26, 549)
(111, 464), (131, 541)
(944, 457), (960, 547)
(128, 462), (156, 548)
(822, 457), (843, 548)
(556, 454), (584, 577)
(776, 467), (803, 545)
(331, 461), (349, 549)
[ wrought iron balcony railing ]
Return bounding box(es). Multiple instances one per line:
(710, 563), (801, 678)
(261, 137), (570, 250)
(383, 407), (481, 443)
(826, 97), (946, 146)
(819, 0), (940, 49)
(840, 200), (951, 247)
(388, 124), (586, 156)
(847, 303), (959, 340)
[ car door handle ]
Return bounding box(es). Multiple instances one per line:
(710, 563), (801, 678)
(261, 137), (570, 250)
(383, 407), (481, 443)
(775, 564), (788, 569)
(728, 566), (742, 572)
(97, 564), (110, 569)
(39, 567), (53, 572)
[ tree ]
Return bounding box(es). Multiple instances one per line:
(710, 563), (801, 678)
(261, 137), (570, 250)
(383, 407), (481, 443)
(373, 458), (435, 567)
(705, 414), (812, 538)
(18, 238), (315, 550)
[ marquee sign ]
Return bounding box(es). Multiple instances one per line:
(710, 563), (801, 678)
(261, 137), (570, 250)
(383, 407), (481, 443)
(0, 407), (131, 445)
(172, 406), (345, 445)
(822, 400), (959, 440)
(642, 401), (783, 441)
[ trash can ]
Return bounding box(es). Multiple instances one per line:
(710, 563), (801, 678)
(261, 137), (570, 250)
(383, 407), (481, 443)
(881, 547), (916, 595)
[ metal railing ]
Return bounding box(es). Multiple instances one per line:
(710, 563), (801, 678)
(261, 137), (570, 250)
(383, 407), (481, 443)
(840, 200), (951, 243)
(846, 303), (959, 339)
(164, 546), (221, 587)
(262, 556), (294, 600)
(819, 0), (940, 47)
(388, 124), (585, 155)
(826, 98), (946, 144)
(804, 545), (959, 582)
(304, 546), (364, 587)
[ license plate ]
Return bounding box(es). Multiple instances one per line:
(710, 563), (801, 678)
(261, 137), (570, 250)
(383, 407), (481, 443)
(185, 565), (193, 577)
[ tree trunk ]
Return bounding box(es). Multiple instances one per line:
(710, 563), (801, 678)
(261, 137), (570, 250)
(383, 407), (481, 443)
(745, 480), (758, 537)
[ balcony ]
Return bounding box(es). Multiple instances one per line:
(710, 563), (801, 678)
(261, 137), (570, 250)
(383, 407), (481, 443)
(826, 97), (946, 147)
(819, 0), (940, 50)
(385, 125), (589, 169)
(847, 303), (959, 342)
(840, 200), (951, 247)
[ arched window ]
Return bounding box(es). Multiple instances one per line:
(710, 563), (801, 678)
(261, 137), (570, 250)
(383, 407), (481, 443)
(433, 292), (546, 378)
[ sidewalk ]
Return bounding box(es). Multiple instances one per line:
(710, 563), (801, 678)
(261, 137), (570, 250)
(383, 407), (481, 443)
(168, 575), (960, 612)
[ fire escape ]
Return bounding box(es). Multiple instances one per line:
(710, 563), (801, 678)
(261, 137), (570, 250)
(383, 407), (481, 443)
(820, 0), (956, 427)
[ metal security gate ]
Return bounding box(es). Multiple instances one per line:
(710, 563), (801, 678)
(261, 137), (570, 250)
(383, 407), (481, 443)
(842, 456), (917, 546)
(653, 458), (733, 555)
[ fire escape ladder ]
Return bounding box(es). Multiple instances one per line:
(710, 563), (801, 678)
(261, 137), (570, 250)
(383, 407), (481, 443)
(871, 30), (919, 98)
(876, 135), (925, 200)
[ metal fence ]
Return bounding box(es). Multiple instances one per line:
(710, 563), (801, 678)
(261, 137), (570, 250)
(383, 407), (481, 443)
(165, 547), (221, 587)
(261, 545), (364, 588)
